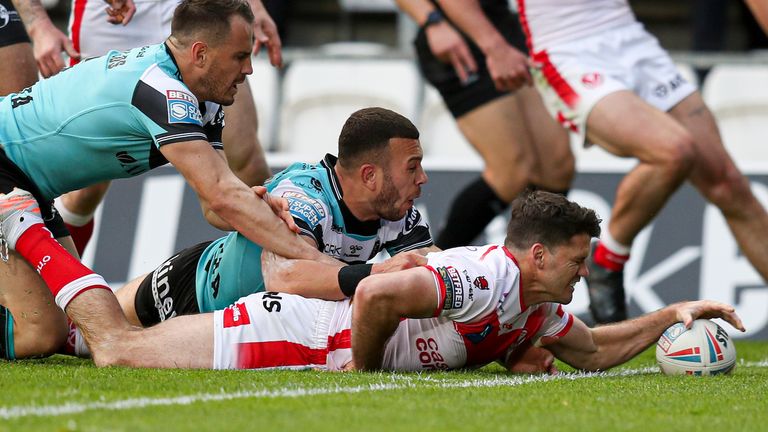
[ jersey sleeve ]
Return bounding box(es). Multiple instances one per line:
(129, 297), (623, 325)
(423, 251), (500, 323)
(130, 64), (219, 149)
(533, 304), (575, 340)
(382, 207), (434, 255)
(270, 180), (330, 247)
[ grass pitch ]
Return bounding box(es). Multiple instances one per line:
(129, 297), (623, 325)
(0, 341), (766, 432)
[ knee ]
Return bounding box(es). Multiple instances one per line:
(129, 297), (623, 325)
(484, 153), (535, 195)
(699, 164), (753, 210)
(658, 131), (696, 178)
(541, 149), (575, 189)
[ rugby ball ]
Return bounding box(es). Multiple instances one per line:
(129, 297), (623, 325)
(655, 319), (736, 376)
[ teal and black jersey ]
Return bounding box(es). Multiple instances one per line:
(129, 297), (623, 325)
(195, 154), (434, 312)
(0, 43), (224, 201)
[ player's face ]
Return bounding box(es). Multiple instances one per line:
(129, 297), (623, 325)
(202, 15), (254, 105)
(374, 138), (427, 221)
(541, 233), (591, 304)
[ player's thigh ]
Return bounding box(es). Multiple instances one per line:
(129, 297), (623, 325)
(119, 312), (214, 368)
(115, 273), (148, 326)
(60, 181), (111, 215)
(0, 43), (37, 96)
(456, 93), (535, 169)
(586, 90), (693, 164)
(516, 86), (573, 176)
(221, 83), (270, 186)
(667, 91), (738, 185)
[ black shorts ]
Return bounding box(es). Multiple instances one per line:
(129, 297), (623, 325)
(0, 0), (31, 48)
(414, 1), (527, 118)
(0, 148), (69, 238)
(134, 241), (212, 327)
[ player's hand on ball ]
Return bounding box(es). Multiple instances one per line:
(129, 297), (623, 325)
(673, 300), (745, 332)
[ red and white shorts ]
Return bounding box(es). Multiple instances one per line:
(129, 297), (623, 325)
(530, 22), (697, 146)
(68, 0), (177, 64)
(213, 292), (353, 371)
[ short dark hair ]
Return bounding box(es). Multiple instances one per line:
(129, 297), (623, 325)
(171, 0), (254, 46)
(337, 107), (420, 169)
(505, 190), (601, 250)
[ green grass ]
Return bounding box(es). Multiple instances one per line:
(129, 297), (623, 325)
(1, 342), (766, 432)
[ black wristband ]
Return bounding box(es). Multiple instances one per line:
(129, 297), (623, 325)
(338, 264), (373, 297)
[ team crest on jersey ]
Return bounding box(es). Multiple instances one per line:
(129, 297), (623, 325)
(438, 266), (464, 310)
(473, 276), (489, 290)
(284, 191), (326, 228)
(166, 90), (202, 125)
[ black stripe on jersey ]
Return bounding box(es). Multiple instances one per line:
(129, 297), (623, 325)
(131, 81), (209, 146)
(338, 199), (379, 236)
(203, 105), (224, 146)
(294, 218), (325, 250)
(383, 226), (434, 255)
(320, 154), (343, 201)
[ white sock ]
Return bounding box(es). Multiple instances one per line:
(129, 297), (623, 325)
(600, 231), (631, 256)
(54, 197), (94, 227)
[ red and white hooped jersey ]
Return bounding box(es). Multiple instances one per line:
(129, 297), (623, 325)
(381, 244), (574, 371)
(213, 244), (574, 371)
(517, 0), (636, 51)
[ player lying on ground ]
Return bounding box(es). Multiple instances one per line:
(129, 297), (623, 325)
(62, 107), (434, 356)
(0, 189), (745, 371)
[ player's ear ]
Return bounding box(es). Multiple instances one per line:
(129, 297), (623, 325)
(531, 243), (546, 269)
(191, 41), (208, 67)
(360, 163), (378, 191)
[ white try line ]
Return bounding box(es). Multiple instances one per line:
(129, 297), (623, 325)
(1, 361), (766, 420)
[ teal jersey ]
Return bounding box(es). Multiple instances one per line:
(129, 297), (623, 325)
(195, 154), (433, 312)
(0, 43), (224, 201)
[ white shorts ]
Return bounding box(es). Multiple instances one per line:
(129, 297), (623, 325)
(530, 22), (697, 146)
(212, 292), (353, 371)
(68, 0), (177, 63)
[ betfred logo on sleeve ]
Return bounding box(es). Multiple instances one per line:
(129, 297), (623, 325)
(166, 90), (202, 125)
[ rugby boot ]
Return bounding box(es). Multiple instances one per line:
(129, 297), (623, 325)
(586, 243), (627, 324)
(0, 188), (43, 258)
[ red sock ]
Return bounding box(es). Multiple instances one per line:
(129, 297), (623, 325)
(15, 223), (108, 309)
(65, 218), (94, 257)
(593, 241), (629, 272)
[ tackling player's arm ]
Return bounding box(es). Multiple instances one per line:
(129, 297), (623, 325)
(160, 140), (325, 261)
(545, 301), (745, 372)
(262, 239), (427, 300)
(352, 267), (439, 370)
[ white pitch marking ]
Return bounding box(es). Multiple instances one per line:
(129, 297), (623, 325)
(6, 363), (768, 420)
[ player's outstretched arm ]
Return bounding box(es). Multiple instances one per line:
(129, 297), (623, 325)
(545, 300), (745, 372)
(351, 267), (438, 370)
(160, 140), (325, 261)
(12, 0), (80, 77)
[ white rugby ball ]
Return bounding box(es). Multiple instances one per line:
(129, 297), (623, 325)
(655, 319), (736, 376)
